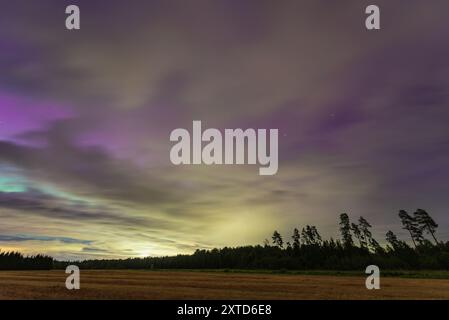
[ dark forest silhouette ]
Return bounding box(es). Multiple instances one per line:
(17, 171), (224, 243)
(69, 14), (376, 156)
(2, 209), (449, 270)
(0, 251), (53, 270)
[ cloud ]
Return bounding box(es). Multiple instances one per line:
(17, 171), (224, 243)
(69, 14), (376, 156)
(0, 120), (182, 207)
(0, 234), (92, 245)
(81, 247), (108, 253)
(0, 189), (149, 227)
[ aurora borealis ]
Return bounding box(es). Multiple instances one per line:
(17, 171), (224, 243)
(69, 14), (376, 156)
(1, 0), (449, 260)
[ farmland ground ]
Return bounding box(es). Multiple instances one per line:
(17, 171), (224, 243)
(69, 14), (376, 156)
(1, 270), (449, 299)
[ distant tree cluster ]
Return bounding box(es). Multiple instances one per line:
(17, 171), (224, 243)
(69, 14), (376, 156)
(54, 209), (449, 271)
(0, 251), (53, 270)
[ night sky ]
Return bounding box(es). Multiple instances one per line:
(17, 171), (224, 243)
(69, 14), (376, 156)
(1, 0), (449, 260)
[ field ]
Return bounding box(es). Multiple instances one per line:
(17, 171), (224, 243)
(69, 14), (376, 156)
(1, 270), (449, 300)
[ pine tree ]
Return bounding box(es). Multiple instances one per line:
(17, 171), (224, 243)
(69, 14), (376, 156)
(385, 230), (408, 250)
(358, 216), (381, 252)
(272, 230), (284, 248)
(310, 226), (322, 245)
(351, 222), (363, 248)
(398, 210), (423, 248)
(339, 213), (353, 248)
(301, 227), (310, 245)
(414, 209), (439, 245)
(292, 228), (301, 250)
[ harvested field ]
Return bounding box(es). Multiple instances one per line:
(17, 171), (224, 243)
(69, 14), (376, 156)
(1, 270), (449, 300)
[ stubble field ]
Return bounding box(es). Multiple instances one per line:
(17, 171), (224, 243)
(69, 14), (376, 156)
(1, 270), (449, 300)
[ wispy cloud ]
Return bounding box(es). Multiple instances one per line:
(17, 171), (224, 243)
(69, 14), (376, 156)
(0, 234), (92, 245)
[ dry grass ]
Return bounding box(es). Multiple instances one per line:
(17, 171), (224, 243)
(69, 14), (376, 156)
(1, 270), (449, 300)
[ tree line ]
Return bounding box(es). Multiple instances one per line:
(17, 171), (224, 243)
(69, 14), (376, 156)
(0, 251), (53, 270)
(54, 208), (449, 271)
